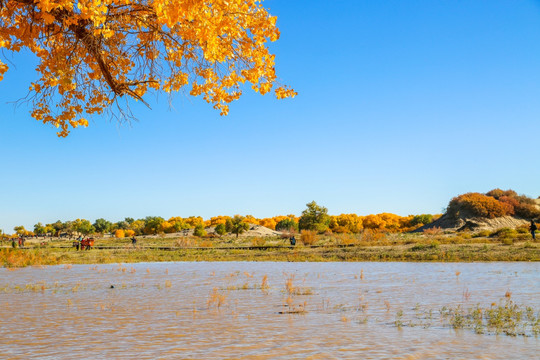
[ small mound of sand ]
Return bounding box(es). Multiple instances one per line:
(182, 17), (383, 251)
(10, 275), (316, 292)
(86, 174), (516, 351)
(242, 224), (281, 237)
(155, 224), (281, 238)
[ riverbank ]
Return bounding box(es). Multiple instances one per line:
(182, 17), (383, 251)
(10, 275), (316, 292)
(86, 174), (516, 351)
(1, 233), (539, 266)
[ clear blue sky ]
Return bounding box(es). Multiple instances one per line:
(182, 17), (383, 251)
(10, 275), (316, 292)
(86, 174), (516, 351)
(1, 0), (540, 233)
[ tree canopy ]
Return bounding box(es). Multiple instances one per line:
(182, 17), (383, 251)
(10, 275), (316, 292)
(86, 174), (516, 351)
(225, 215), (249, 238)
(0, 0), (296, 136)
(298, 201), (330, 233)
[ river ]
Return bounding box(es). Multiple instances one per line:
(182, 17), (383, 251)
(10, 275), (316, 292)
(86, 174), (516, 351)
(1, 262), (538, 359)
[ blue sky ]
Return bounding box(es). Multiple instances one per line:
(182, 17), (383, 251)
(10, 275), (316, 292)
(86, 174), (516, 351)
(1, 0), (540, 233)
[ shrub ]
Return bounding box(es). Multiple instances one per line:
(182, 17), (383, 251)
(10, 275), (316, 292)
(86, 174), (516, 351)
(214, 223), (227, 236)
(175, 237), (195, 247)
(515, 225), (529, 234)
(410, 214), (434, 227)
(251, 237), (266, 246)
(275, 218), (299, 232)
(335, 233), (357, 245)
(474, 230), (491, 238)
(361, 229), (387, 244)
(329, 214), (363, 233)
(410, 242), (439, 251)
(193, 224), (207, 237)
(423, 226), (442, 236)
(492, 228), (517, 240)
(486, 189), (517, 199)
(114, 229), (125, 238)
(447, 193), (510, 219)
(198, 240), (213, 248)
(486, 189), (504, 199)
(484, 189), (540, 219)
(447, 235), (466, 244)
(515, 203), (540, 219)
(300, 230), (317, 245)
(498, 196), (519, 215)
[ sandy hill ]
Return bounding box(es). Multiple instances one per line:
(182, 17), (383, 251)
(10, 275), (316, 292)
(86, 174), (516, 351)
(415, 215), (529, 233)
(414, 193), (540, 233)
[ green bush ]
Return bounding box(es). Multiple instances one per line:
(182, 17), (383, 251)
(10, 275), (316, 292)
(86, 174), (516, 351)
(492, 228), (517, 240)
(410, 242), (439, 251)
(214, 223), (227, 236)
(473, 230), (491, 238)
(275, 218), (298, 232)
(193, 224), (207, 237)
(410, 214), (434, 226)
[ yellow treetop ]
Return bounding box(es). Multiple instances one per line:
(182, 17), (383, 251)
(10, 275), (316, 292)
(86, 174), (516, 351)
(0, 0), (296, 136)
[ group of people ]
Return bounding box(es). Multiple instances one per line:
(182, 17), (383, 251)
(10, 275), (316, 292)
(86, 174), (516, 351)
(11, 237), (25, 248)
(75, 236), (92, 250)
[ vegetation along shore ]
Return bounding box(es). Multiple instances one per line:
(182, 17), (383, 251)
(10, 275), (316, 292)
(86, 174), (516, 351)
(1, 189), (539, 267)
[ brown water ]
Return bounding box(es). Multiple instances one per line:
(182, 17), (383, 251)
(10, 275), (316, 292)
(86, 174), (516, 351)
(0, 262), (538, 359)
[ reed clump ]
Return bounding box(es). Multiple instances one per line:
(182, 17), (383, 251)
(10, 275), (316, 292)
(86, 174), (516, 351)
(279, 274), (309, 314)
(396, 299), (540, 337)
(207, 287), (227, 309)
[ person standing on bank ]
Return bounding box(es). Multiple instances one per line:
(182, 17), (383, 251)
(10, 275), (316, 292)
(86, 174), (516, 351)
(530, 220), (537, 240)
(289, 236), (296, 246)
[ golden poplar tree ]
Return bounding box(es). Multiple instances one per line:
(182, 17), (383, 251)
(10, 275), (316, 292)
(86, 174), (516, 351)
(0, 0), (296, 136)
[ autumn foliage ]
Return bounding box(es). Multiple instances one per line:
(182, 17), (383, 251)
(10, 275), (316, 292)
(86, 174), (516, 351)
(6, 189), (536, 239)
(447, 189), (540, 220)
(0, 0), (296, 136)
(447, 193), (510, 219)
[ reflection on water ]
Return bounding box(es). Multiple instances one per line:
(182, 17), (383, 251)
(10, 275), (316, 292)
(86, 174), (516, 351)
(0, 262), (538, 359)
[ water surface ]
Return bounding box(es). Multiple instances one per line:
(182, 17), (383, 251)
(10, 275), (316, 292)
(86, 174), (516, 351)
(0, 262), (538, 359)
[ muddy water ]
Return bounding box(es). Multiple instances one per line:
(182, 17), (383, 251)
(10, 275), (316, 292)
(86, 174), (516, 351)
(0, 262), (538, 359)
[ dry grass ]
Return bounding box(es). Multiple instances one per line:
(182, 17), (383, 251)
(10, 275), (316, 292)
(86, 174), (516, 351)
(361, 229), (387, 244)
(198, 240), (214, 248)
(0, 249), (58, 268)
(251, 237), (266, 246)
(423, 226), (442, 236)
(1, 230), (539, 266)
(175, 237), (196, 248)
(335, 233), (357, 245)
